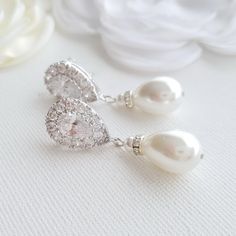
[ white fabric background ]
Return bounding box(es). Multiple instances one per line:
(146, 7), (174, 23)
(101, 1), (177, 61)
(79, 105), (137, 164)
(0, 32), (236, 235)
(52, 0), (236, 72)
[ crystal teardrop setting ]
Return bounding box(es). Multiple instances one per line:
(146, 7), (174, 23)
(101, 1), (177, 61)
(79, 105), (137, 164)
(46, 98), (110, 150)
(44, 60), (100, 102)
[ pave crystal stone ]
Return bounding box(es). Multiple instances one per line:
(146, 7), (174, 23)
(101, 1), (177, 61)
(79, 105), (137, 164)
(46, 98), (110, 150)
(58, 112), (93, 138)
(44, 61), (99, 103)
(47, 75), (81, 99)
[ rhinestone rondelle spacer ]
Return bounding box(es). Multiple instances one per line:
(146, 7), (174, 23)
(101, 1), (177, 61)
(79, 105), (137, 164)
(132, 135), (144, 155)
(123, 90), (134, 109)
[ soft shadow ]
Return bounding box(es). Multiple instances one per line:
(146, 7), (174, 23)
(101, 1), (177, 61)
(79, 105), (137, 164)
(36, 138), (107, 161)
(116, 148), (189, 187)
(35, 91), (57, 112)
(113, 146), (206, 201)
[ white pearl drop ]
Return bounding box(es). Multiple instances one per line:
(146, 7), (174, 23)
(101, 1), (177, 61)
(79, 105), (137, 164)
(133, 77), (184, 114)
(142, 130), (202, 174)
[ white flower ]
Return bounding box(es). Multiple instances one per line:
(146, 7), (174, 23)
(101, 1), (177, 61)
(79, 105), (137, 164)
(52, 0), (236, 72)
(52, 0), (99, 35)
(0, 0), (54, 68)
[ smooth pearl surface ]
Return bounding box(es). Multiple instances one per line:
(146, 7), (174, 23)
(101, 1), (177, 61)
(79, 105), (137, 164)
(133, 77), (183, 114)
(142, 130), (202, 174)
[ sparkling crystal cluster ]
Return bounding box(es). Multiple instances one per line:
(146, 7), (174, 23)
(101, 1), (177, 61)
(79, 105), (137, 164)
(46, 98), (110, 150)
(44, 61), (98, 102)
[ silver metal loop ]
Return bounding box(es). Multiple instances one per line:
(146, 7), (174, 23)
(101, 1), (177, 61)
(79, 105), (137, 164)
(100, 94), (117, 104)
(110, 137), (125, 147)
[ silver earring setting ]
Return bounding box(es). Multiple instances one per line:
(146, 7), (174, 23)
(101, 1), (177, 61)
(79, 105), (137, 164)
(44, 59), (203, 174)
(46, 98), (110, 149)
(45, 97), (203, 174)
(44, 59), (184, 115)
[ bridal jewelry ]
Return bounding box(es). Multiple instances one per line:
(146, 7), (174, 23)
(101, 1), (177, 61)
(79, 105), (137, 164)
(46, 98), (203, 174)
(44, 59), (184, 115)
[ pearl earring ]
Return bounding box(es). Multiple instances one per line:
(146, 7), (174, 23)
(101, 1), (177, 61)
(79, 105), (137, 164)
(46, 98), (203, 174)
(44, 59), (184, 115)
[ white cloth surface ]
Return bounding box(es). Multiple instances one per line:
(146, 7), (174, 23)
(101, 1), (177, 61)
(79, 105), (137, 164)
(0, 32), (236, 236)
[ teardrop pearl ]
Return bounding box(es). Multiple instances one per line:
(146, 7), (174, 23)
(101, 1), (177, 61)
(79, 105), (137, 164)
(133, 77), (184, 114)
(142, 130), (202, 174)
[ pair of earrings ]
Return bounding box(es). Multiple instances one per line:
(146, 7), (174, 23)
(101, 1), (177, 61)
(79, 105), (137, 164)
(44, 59), (203, 174)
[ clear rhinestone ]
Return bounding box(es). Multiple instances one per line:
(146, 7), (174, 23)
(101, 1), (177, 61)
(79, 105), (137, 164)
(79, 78), (89, 88)
(57, 63), (66, 74)
(93, 130), (104, 139)
(46, 98), (110, 150)
(62, 80), (81, 99)
(48, 67), (57, 76)
(47, 109), (58, 120)
(46, 121), (57, 132)
(47, 76), (64, 96)
(45, 61), (98, 102)
(55, 101), (66, 113)
(84, 137), (95, 148)
(58, 112), (93, 139)
(47, 75), (79, 98)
